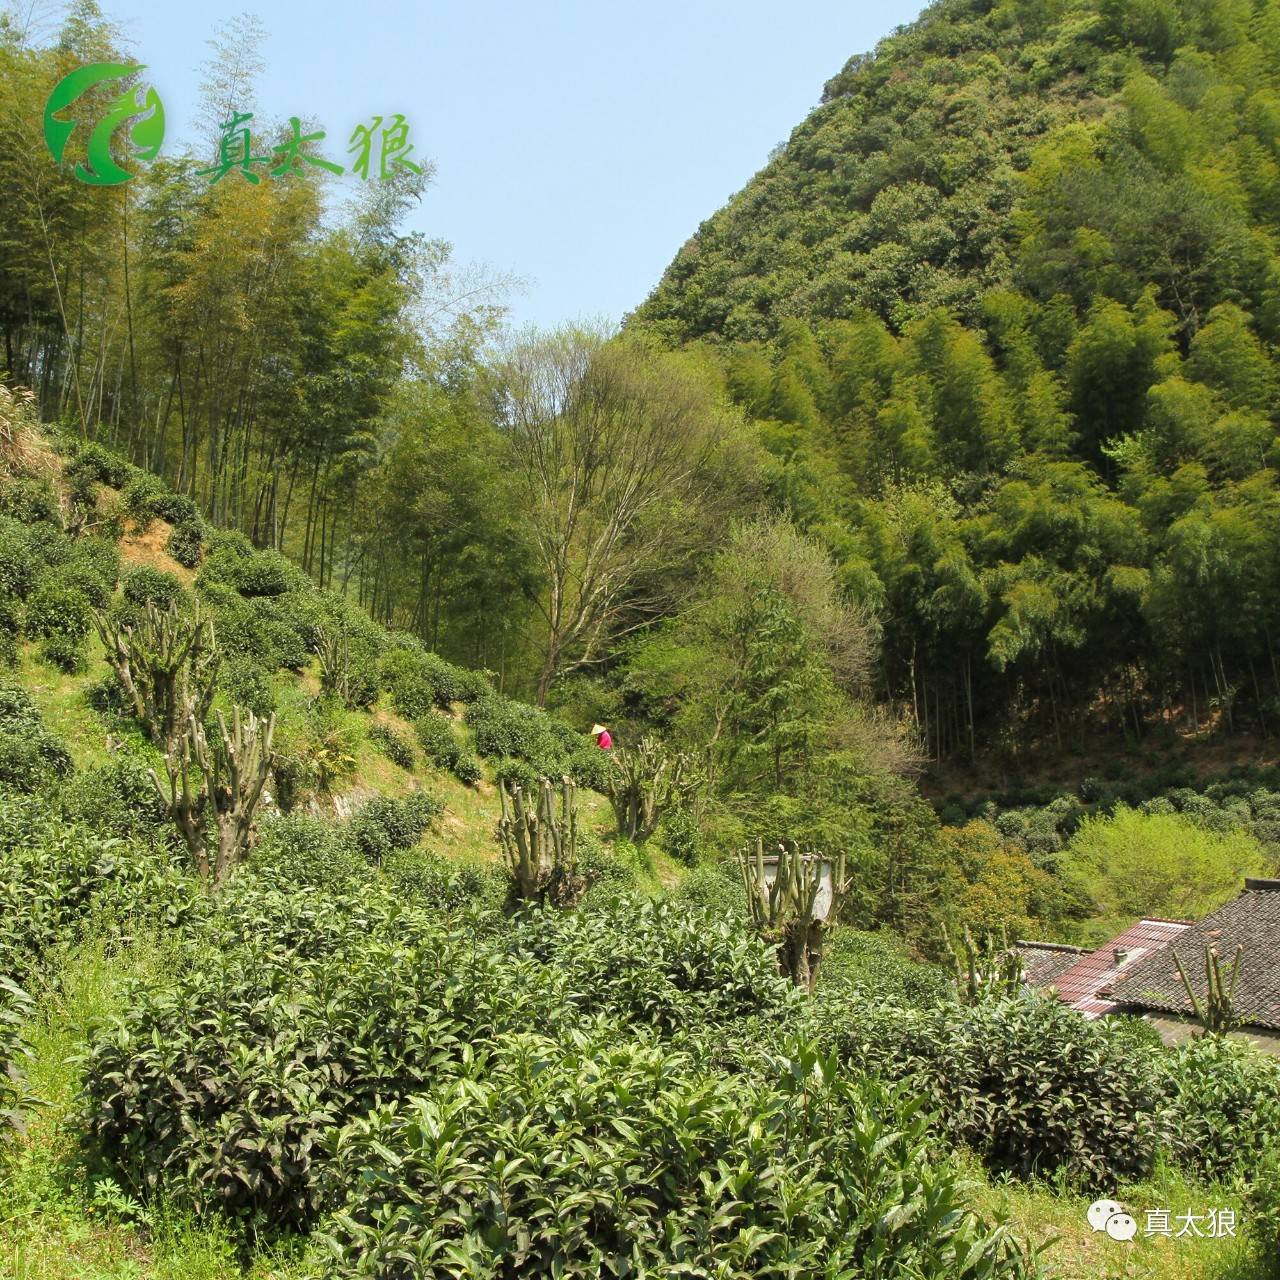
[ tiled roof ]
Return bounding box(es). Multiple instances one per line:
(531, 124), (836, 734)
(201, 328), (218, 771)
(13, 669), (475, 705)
(1015, 941), (1088, 988)
(1043, 919), (1192, 1018)
(1109, 882), (1280, 1031)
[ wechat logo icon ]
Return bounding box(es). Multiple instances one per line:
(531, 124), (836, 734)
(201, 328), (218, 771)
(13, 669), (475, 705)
(1087, 1198), (1138, 1241)
(43, 63), (165, 185)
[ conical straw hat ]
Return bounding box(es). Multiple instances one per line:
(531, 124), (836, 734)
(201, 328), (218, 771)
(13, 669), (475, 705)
(590, 724), (607, 735)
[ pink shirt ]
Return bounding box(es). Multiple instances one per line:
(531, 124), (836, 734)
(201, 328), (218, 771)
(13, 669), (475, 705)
(596, 731), (612, 750)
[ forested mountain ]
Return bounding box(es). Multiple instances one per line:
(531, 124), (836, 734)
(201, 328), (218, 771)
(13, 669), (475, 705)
(633, 0), (1280, 761)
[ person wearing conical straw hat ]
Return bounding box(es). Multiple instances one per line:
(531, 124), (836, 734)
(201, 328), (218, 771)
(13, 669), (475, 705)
(590, 723), (613, 750)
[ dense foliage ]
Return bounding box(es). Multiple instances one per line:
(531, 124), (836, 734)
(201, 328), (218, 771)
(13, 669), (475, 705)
(319, 1039), (1035, 1280)
(631, 0), (1280, 765)
(820, 990), (1170, 1186)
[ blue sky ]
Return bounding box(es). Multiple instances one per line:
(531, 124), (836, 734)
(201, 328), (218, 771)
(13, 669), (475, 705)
(95, 0), (925, 330)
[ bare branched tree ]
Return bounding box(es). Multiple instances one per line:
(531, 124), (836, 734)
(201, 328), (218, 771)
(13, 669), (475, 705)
(490, 328), (747, 704)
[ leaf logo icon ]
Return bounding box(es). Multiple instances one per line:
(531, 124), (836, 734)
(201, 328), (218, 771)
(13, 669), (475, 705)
(43, 63), (165, 186)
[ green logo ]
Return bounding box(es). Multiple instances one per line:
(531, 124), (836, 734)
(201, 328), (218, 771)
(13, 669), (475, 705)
(43, 62), (165, 186)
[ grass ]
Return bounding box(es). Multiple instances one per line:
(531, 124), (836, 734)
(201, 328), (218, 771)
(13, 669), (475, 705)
(965, 1156), (1272, 1280)
(15, 639), (118, 774)
(0, 934), (311, 1280)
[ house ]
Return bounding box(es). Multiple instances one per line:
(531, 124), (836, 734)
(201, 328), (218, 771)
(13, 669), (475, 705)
(1106, 877), (1280, 1054)
(1016, 918), (1191, 1018)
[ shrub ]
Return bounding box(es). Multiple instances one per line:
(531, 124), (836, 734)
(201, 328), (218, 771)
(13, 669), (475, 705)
(413, 713), (462, 771)
(82, 889), (580, 1233)
(319, 1037), (1036, 1280)
(368, 722), (415, 770)
(197, 535), (301, 600)
(59, 753), (169, 839)
(493, 756), (539, 792)
(0, 518), (37, 599)
(452, 754), (482, 786)
(230, 549), (296, 597)
(283, 698), (360, 795)
(383, 850), (505, 914)
(0, 976), (34, 1143)
(510, 898), (795, 1035)
(564, 742), (610, 791)
(26, 576), (92, 644)
(465, 694), (567, 774)
(818, 928), (953, 1009)
(0, 794), (202, 984)
(121, 565), (183, 609)
(165, 519), (204, 568)
(1247, 1145), (1280, 1262)
(0, 472), (59, 524)
(39, 631), (86, 673)
(121, 472), (167, 527)
(380, 647), (475, 719)
(1164, 1035), (1280, 1181)
(348, 792), (441, 865)
(821, 991), (1169, 1188)
(220, 657), (276, 719)
(1060, 806), (1270, 921)
(671, 859), (748, 918)
(658, 802), (703, 865)
(67, 442), (132, 490)
(251, 814), (371, 894)
(575, 831), (640, 905)
(0, 681), (72, 788)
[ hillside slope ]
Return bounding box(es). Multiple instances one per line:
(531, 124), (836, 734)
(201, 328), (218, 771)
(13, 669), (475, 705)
(630, 0), (1280, 771)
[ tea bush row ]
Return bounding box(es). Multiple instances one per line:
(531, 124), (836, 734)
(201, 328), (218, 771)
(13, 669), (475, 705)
(818, 991), (1168, 1188)
(319, 1037), (1036, 1280)
(0, 792), (203, 985)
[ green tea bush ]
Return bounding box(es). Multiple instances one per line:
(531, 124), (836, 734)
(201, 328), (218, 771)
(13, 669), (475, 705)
(121, 565), (183, 609)
(511, 899), (795, 1035)
(0, 793), (202, 984)
(1164, 1035), (1280, 1181)
(368, 723), (415, 770)
(59, 753), (170, 839)
(452, 753), (482, 785)
(564, 742), (610, 790)
(657, 801), (703, 865)
(575, 831), (641, 906)
(0, 472), (59, 524)
(66, 442), (132, 491)
(25, 576), (92, 669)
(82, 889), (582, 1232)
(413, 713), (461, 770)
(220, 656), (276, 719)
(492, 756), (539, 791)
(197, 532), (302, 599)
(165, 519), (205, 568)
(818, 928), (953, 1009)
(0, 975), (34, 1142)
(822, 991), (1168, 1187)
(464, 694), (569, 776)
(1247, 1145), (1280, 1262)
(380, 647), (473, 718)
(319, 1037), (1035, 1280)
(382, 849), (505, 915)
(669, 859), (747, 918)
(348, 793), (440, 865)
(252, 814), (372, 894)
(43, 555), (113, 610)
(121, 472), (166, 526)
(0, 518), (37, 598)
(0, 681), (72, 790)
